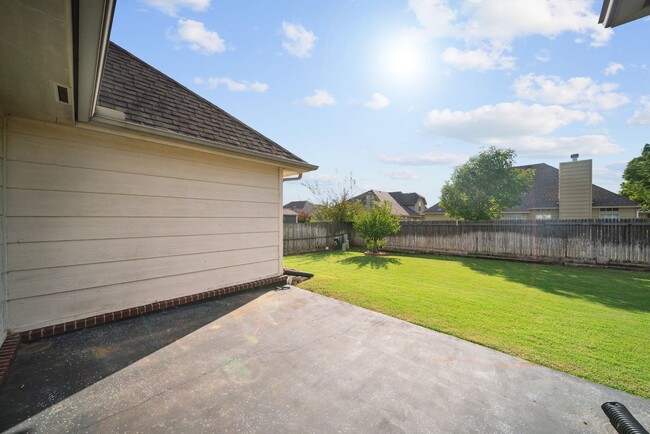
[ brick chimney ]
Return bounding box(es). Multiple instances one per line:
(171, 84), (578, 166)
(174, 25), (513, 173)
(559, 154), (592, 219)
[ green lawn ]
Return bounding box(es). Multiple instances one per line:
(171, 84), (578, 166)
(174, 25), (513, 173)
(284, 251), (650, 398)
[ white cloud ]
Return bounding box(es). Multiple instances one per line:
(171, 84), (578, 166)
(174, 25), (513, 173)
(424, 102), (592, 142)
(173, 19), (225, 54)
(303, 89), (336, 107)
(513, 135), (623, 158)
(535, 49), (551, 62)
(604, 62), (625, 76)
(627, 97), (650, 126)
(442, 47), (515, 71)
(407, 0), (459, 38)
(377, 152), (467, 166)
(384, 169), (420, 180)
(364, 93), (390, 110)
(513, 74), (629, 110)
(141, 0), (209, 16)
(281, 22), (317, 58)
(409, 0), (611, 47)
(422, 102), (623, 157)
(408, 0), (612, 73)
(193, 77), (268, 93)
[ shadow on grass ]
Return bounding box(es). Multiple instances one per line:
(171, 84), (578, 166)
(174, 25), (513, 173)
(337, 255), (402, 270)
(0, 287), (272, 432)
(458, 256), (650, 313)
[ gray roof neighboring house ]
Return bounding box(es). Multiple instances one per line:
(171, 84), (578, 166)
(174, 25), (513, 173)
(283, 201), (317, 215)
(426, 163), (638, 214)
(351, 190), (427, 218)
(388, 192), (427, 207)
(98, 43), (310, 167)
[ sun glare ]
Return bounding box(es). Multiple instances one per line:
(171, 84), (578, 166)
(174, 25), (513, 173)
(381, 36), (426, 83)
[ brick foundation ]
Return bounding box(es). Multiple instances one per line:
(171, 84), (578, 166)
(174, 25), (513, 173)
(0, 333), (21, 385)
(18, 275), (287, 342)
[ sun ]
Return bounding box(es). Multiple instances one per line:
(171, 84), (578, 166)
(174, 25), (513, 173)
(381, 35), (427, 82)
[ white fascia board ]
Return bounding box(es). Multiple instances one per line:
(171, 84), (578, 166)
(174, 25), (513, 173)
(76, 0), (116, 123)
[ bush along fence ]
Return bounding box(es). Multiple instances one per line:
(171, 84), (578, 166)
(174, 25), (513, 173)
(285, 220), (650, 266)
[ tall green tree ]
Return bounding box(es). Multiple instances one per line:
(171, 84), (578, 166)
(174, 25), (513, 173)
(304, 173), (365, 223)
(621, 144), (650, 211)
(354, 201), (401, 253)
(439, 147), (534, 221)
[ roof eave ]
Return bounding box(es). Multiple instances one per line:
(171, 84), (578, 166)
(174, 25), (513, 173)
(75, 0), (116, 123)
(88, 114), (319, 172)
(599, 0), (650, 27)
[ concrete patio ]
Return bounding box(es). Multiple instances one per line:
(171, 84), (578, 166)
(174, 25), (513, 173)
(1, 286), (648, 433)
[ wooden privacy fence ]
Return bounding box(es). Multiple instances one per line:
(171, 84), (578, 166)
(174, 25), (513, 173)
(286, 220), (650, 265)
(366, 220), (650, 265)
(283, 222), (352, 254)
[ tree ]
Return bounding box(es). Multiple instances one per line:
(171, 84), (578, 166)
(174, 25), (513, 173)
(621, 144), (650, 211)
(439, 147), (534, 221)
(354, 201), (401, 253)
(304, 173), (365, 222)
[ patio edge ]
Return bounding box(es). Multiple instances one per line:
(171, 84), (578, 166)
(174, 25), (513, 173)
(17, 275), (287, 343)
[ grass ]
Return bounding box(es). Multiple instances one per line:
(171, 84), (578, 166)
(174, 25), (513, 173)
(284, 251), (650, 398)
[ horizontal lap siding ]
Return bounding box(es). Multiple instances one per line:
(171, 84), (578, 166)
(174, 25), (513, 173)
(5, 119), (281, 331)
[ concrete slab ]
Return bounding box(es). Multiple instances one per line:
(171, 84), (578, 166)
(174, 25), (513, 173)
(3, 287), (649, 433)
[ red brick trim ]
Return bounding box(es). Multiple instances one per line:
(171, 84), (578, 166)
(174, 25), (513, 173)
(18, 275), (287, 342)
(0, 333), (21, 385)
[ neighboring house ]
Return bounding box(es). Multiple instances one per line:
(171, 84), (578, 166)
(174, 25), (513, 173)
(352, 190), (427, 220)
(424, 157), (640, 221)
(283, 209), (299, 224)
(283, 200), (317, 216)
(0, 1), (316, 345)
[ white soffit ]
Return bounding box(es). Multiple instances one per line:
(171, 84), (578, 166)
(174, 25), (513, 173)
(0, 0), (75, 125)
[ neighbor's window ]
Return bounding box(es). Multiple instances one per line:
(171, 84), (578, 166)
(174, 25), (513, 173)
(600, 208), (619, 221)
(536, 213), (552, 220)
(504, 214), (524, 220)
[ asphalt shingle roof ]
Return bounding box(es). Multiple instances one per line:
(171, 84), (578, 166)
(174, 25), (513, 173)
(98, 42), (307, 164)
(426, 162), (638, 213)
(388, 192), (427, 207)
(283, 201), (317, 214)
(351, 190), (411, 217)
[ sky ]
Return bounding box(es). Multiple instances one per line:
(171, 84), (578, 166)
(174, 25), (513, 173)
(110, 0), (650, 206)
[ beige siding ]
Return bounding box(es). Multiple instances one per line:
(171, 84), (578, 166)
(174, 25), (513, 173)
(529, 209), (560, 220)
(423, 213), (454, 222)
(592, 207), (639, 219)
(559, 160), (592, 219)
(5, 118), (282, 331)
(0, 119), (6, 344)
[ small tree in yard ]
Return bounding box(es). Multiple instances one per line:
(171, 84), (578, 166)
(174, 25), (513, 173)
(440, 147), (534, 221)
(354, 201), (401, 254)
(304, 173), (365, 222)
(621, 144), (650, 211)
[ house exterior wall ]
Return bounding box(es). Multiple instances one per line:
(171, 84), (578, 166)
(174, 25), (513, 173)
(593, 207), (639, 219)
(423, 213), (454, 221)
(5, 118), (282, 332)
(559, 159), (593, 219)
(0, 118), (6, 345)
(529, 209), (560, 220)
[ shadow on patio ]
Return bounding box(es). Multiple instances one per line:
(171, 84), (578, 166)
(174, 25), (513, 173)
(0, 286), (272, 431)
